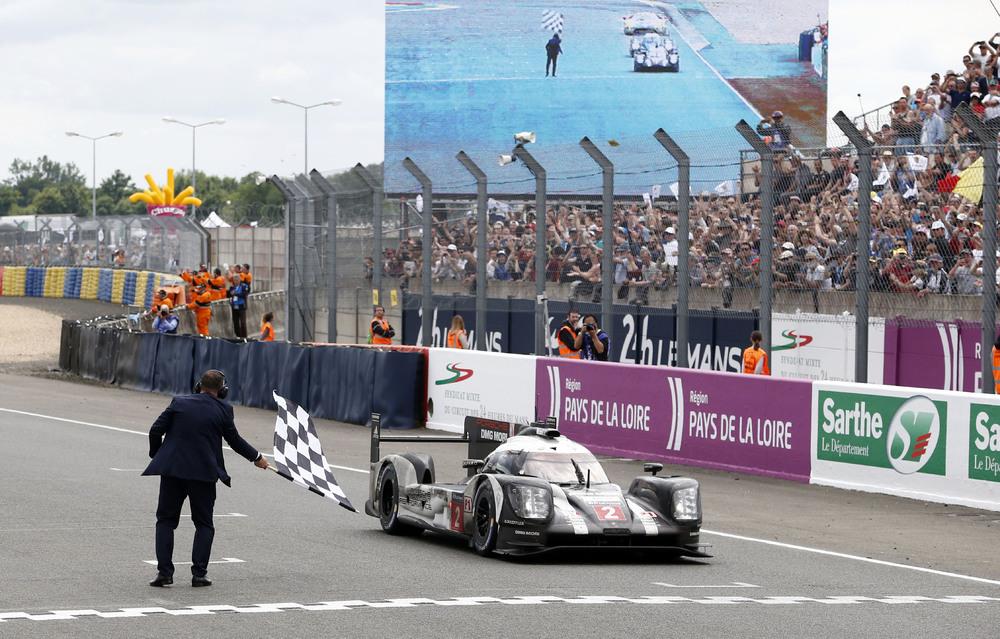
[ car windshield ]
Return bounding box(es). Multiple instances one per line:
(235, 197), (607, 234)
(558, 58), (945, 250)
(520, 452), (610, 485)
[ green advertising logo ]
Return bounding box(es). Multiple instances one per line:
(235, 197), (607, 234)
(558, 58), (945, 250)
(817, 391), (946, 475)
(969, 403), (1000, 483)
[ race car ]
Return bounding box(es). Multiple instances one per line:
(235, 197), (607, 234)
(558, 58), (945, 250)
(365, 415), (709, 558)
(632, 33), (680, 72)
(623, 12), (668, 35)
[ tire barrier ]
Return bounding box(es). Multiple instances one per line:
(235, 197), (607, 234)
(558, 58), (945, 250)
(60, 323), (423, 429)
(0, 265), (175, 309)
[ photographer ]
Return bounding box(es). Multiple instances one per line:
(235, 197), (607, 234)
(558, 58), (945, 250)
(152, 305), (179, 335)
(575, 314), (609, 362)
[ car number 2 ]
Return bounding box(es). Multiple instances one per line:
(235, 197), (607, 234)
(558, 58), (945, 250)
(595, 505), (625, 521)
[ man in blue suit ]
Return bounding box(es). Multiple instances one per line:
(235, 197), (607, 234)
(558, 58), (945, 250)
(143, 369), (269, 587)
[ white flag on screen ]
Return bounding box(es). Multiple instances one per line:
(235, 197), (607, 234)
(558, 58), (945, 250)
(651, 184), (662, 200)
(272, 391), (356, 512)
(541, 10), (564, 33)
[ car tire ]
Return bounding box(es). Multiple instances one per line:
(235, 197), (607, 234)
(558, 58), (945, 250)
(378, 466), (419, 536)
(471, 481), (498, 556)
(633, 62), (641, 72)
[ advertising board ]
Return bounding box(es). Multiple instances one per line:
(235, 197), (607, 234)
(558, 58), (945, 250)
(536, 357), (813, 481)
(812, 381), (1000, 510)
(772, 313), (885, 383)
(426, 348), (536, 433)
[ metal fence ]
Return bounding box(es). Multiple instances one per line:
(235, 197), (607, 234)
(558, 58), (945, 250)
(272, 106), (999, 392)
(0, 214), (207, 273)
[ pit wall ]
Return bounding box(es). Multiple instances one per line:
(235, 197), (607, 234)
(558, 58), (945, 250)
(0, 266), (174, 308)
(423, 348), (1000, 511)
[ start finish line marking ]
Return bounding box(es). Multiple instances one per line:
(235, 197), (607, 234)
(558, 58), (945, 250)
(654, 582), (760, 589)
(2, 595), (1000, 622)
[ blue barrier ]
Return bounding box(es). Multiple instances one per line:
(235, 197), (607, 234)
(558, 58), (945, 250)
(193, 338), (249, 405)
(114, 331), (159, 391)
(62, 329), (425, 429)
(123, 271), (138, 305)
(152, 334), (196, 396)
(372, 350), (423, 429)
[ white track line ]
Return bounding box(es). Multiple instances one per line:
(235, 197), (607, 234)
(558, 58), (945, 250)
(700, 530), (1000, 587)
(2, 594), (999, 622)
(6, 406), (1000, 586)
(142, 557), (244, 566)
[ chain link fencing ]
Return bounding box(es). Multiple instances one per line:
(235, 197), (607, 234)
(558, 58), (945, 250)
(0, 214), (207, 273)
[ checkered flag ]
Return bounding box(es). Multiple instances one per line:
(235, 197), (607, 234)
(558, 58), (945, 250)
(271, 391), (356, 512)
(541, 10), (563, 33)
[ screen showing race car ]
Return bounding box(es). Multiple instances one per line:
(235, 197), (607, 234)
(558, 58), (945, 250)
(384, 0), (829, 195)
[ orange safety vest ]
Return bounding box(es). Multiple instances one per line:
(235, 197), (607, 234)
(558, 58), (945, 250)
(743, 346), (770, 375)
(558, 324), (580, 359)
(150, 297), (173, 314)
(260, 321), (274, 342)
(208, 275), (226, 300)
(187, 292), (213, 336)
(446, 329), (467, 349)
(370, 318), (392, 345)
(992, 346), (1000, 394)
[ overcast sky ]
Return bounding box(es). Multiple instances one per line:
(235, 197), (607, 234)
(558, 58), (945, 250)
(0, 0), (996, 187)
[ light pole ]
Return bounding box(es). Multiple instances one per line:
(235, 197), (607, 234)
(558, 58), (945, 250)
(161, 117), (226, 216)
(65, 130), (123, 218)
(270, 97), (343, 174)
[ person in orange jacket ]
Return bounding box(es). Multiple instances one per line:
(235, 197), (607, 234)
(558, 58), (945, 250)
(369, 305), (394, 345)
(260, 312), (275, 342)
(992, 334), (1000, 394)
(187, 284), (213, 337)
(742, 330), (770, 375)
(208, 268), (227, 301)
(148, 289), (173, 316)
(241, 263), (253, 292)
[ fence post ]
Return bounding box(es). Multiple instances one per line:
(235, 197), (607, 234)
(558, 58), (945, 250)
(956, 103), (999, 394)
(654, 129), (690, 368)
(579, 137), (614, 350)
(456, 151), (488, 351)
(269, 175), (299, 342)
(735, 120), (774, 357)
(352, 164), (384, 309)
(309, 169), (338, 343)
(512, 145), (548, 356)
(402, 157), (434, 347)
(292, 176), (319, 342)
(833, 111), (874, 383)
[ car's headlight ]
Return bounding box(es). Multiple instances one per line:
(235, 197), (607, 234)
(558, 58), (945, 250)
(507, 485), (551, 520)
(672, 486), (700, 521)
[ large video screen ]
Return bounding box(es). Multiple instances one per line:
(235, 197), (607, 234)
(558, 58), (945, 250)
(385, 1), (828, 195)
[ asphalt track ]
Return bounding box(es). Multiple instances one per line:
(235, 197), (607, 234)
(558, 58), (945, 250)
(2, 373), (999, 638)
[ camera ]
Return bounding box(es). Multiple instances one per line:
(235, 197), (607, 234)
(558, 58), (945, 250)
(584, 323), (596, 331)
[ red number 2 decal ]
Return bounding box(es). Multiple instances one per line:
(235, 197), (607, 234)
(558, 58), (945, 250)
(596, 505), (624, 521)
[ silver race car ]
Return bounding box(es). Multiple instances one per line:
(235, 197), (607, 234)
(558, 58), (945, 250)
(365, 415), (709, 558)
(623, 12), (668, 35)
(633, 33), (680, 72)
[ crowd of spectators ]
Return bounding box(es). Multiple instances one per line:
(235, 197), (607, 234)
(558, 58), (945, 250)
(378, 34), (1000, 306)
(0, 236), (180, 271)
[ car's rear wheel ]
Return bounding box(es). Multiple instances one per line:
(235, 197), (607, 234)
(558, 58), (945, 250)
(471, 482), (498, 556)
(378, 466), (419, 536)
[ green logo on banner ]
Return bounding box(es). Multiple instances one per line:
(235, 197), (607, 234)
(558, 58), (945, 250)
(970, 403), (1000, 482)
(817, 391), (946, 475)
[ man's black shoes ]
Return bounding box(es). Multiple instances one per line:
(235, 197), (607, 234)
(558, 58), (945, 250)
(191, 576), (213, 587)
(149, 574), (173, 587)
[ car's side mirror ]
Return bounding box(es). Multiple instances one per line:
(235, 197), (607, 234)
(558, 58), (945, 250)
(643, 462), (663, 476)
(462, 459), (486, 470)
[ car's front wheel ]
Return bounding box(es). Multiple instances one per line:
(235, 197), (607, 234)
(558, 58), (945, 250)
(471, 481), (498, 556)
(378, 466), (419, 536)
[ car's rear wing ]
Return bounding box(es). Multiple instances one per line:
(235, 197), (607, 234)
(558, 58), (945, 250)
(369, 413), (557, 476)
